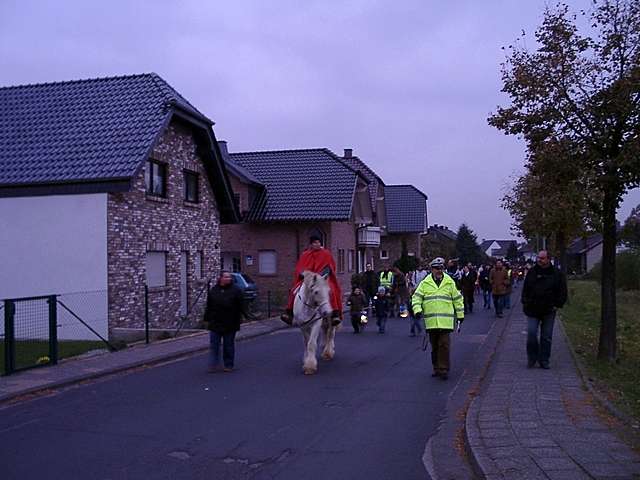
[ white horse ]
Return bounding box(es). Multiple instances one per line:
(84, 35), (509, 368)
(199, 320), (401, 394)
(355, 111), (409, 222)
(292, 271), (338, 375)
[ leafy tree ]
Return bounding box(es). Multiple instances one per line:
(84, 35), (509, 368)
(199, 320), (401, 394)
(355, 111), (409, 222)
(505, 242), (519, 263)
(620, 204), (640, 250)
(501, 137), (591, 273)
(455, 224), (483, 265)
(489, 1), (640, 361)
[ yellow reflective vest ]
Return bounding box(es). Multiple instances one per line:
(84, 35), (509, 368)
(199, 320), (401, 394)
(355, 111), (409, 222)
(379, 271), (393, 288)
(412, 273), (464, 330)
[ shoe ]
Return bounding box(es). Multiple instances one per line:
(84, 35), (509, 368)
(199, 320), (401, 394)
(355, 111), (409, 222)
(280, 310), (293, 326)
(208, 366), (221, 373)
(440, 373), (449, 380)
(540, 363), (550, 369)
(223, 367), (234, 372)
(431, 372), (440, 377)
(527, 360), (536, 368)
(409, 333), (416, 337)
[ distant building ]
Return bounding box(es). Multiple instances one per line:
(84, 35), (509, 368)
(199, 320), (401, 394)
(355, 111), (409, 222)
(480, 239), (518, 260)
(421, 224), (457, 261)
(568, 234), (603, 274)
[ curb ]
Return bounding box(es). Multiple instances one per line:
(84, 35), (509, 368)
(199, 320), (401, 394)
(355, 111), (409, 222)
(463, 306), (517, 480)
(558, 315), (639, 429)
(0, 321), (289, 405)
(423, 303), (513, 479)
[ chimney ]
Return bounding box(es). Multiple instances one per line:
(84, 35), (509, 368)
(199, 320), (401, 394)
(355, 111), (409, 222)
(344, 148), (353, 158)
(218, 140), (229, 158)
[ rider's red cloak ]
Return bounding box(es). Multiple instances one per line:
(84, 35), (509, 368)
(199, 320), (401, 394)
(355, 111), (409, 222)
(286, 247), (343, 317)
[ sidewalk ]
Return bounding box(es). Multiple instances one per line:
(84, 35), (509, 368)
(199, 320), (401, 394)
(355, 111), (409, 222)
(0, 318), (288, 404)
(466, 303), (640, 479)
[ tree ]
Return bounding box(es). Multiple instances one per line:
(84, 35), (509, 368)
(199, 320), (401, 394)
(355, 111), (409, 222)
(394, 239), (420, 273)
(505, 242), (519, 263)
(455, 224), (483, 265)
(620, 204), (640, 250)
(501, 137), (592, 273)
(489, 1), (640, 361)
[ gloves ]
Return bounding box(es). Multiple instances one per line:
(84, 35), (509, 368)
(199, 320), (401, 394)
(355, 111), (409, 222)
(414, 312), (423, 321)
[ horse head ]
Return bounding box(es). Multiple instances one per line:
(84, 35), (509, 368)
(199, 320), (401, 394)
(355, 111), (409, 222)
(299, 270), (333, 319)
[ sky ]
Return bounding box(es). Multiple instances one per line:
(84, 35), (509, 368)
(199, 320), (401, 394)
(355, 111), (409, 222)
(1, 0), (638, 241)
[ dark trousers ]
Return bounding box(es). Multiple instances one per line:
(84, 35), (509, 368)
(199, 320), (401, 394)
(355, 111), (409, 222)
(463, 291), (474, 313)
(493, 294), (505, 316)
(376, 315), (387, 333)
(527, 312), (556, 366)
(209, 331), (236, 368)
(428, 329), (451, 373)
(482, 289), (492, 308)
(351, 313), (361, 333)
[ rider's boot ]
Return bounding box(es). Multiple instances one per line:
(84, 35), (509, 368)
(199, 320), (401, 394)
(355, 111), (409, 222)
(330, 310), (341, 327)
(280, 309), (294, 326)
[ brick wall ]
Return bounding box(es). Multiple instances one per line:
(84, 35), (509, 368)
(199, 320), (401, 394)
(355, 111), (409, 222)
(107, 120), (221, 331)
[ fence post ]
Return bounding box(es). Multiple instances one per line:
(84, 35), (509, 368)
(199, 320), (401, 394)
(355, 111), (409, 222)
(48, 295), (58, 365)
(4, 300), (15, 375)
(144, 285), (150, 345)
(267, 291), (271, 318)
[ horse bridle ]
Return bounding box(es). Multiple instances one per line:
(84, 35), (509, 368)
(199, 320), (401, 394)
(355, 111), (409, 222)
(295, 291), (331, 328)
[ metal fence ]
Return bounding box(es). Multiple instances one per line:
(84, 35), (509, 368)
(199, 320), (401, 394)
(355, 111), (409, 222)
(2, 291), (113, 376)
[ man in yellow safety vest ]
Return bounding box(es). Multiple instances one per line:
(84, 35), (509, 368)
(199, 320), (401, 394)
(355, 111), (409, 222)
(412, 257), (464, 380)
(379, 268), (394, 293)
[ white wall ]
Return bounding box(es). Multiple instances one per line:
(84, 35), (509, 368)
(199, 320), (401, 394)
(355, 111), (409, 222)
(0, 194), (108, 340)
(586, 243), (603, 272)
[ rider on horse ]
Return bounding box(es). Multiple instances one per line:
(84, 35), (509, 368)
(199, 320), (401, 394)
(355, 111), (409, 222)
(280, 235), (343, 326)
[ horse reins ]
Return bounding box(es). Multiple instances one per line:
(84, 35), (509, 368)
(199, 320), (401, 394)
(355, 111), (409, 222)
(295, 292), (330, 328)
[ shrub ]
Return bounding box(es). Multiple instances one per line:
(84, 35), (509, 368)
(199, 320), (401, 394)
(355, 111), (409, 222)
(586, 250), (640, 290)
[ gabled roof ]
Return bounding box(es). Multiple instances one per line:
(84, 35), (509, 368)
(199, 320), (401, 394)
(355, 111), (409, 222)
(0, 73), (238, 222)
(384, 185), (428, 233)
(481, 239), (517, 257)
(568, 234), (603, 255)
(339, 153), (384, 213)
(228, 148), (367, 222)
(428, 224), (458, 241)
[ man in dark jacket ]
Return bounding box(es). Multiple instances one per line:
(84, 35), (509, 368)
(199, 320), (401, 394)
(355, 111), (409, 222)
(521, 251), (567, 369)
(204, 270), (245, 372)
(363, 263), (379, 302)
(460, 264), (478, 314)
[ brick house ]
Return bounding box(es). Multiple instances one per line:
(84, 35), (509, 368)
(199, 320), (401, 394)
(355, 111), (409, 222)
(0, 73), (238, 338)
(377, 185), (429, 270)
(338, 149), (386, 271)
(219, 144), (373, 305)
(421, 224), (458, 262)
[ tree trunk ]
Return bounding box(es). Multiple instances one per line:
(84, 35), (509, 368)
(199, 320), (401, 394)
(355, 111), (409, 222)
(556, 230), (568, 276)
(597, 188), (618, 361)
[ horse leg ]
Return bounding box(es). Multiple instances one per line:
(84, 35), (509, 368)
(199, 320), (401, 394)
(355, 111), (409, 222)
(303, 322), (320, 375)
(322, 320), (336, 361)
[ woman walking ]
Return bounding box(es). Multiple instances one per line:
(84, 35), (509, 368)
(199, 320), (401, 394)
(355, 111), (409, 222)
(203, 270), (245, 372)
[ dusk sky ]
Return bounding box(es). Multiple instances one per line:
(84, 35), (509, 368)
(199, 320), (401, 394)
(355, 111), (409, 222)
(1, 0), (638, 241)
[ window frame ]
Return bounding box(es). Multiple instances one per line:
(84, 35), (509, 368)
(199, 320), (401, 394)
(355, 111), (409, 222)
(337, 249), (345, 273)
(145, 251), (167, 287)
(146, 160), (167, 198)
(258, 250), (277, 276)
(183, 169), (199, 203)
(380, 250), (389, 260)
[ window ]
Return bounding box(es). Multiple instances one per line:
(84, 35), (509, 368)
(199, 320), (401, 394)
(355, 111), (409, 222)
(380, 250), (389, 260)
(348, 249), (355, 272)
(258, 250), (277, 275)
(337, 249), (345, 273)
(145, 251), (166, 287)
(146, 160), (167, 197)
(184, 170), (199, 203)
(194, 251), (204, 279)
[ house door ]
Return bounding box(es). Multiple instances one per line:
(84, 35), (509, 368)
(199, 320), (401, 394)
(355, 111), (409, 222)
(180, 251), (188, 316)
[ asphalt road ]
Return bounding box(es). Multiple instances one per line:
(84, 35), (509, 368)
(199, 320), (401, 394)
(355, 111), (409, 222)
(1, 302), (497, 480)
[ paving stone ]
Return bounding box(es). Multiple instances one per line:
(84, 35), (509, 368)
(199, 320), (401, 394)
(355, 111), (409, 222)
(544, 468), (591, 480)
(482, 429), (513, 439)
(583, 462), (636, 477)
(518, 437), (558, 448)
(527, 447), (568, 458)
(487, 446), (524, 459)
(535, 456), (580, 470)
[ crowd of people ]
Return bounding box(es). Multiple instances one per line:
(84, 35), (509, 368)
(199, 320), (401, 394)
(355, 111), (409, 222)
(204, 235), (566, 379)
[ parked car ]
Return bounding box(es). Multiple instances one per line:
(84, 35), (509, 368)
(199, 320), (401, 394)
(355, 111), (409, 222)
(231, 272), (258, 303)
